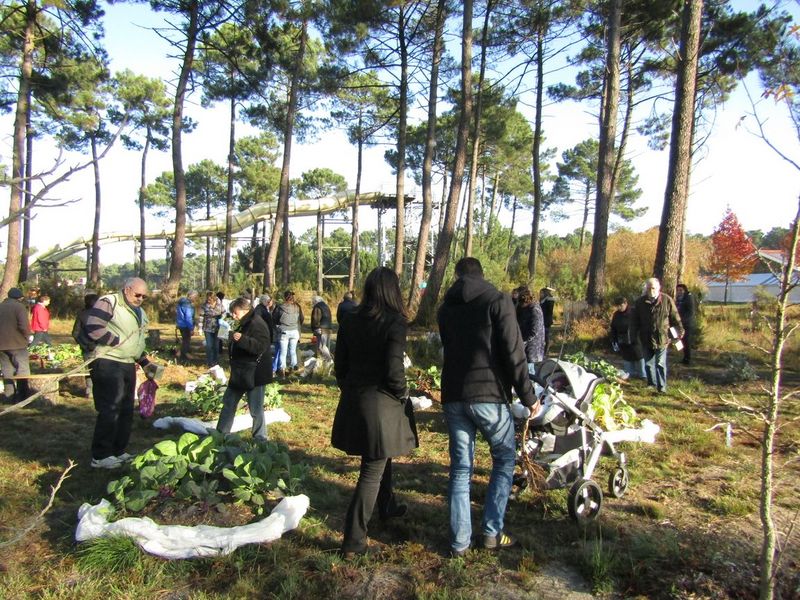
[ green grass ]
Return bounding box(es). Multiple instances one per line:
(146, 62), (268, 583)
(0, 317), (799, 599)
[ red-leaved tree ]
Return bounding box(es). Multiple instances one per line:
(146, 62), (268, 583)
(707, 208), (757, 303)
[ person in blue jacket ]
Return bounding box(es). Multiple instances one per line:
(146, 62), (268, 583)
(176, 291), (198, 363)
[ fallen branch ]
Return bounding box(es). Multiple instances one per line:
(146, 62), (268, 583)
(0, 460), (76, 548)
(678, 389), (761, 445)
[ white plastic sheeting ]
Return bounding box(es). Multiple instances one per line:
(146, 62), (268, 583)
(152, 409), (292, 436)
(75, 494), (310, 559)
(602, 418), (660, 445)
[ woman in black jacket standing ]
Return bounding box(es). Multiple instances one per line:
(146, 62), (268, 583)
(331, 267), (419, 557)
(216, 298), (272, 441)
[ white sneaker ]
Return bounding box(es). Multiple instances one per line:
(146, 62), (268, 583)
(117, 453), (134, 462)
(91, 456), (123, 469)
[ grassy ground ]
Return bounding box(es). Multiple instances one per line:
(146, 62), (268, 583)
(0, 309), (798, 599)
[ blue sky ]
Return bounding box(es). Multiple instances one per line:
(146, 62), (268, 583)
(2, 1), (799, 266)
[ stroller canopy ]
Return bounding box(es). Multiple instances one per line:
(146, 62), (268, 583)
(537, 359), (601, 404)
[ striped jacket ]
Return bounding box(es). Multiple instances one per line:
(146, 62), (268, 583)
(85, 292), (149, 364)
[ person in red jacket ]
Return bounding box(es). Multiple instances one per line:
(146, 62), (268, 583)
(30, 294), (52, 346)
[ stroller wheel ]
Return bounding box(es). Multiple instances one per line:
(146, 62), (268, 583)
(568, 479), (603, 524)
(608, 467), (630, 498)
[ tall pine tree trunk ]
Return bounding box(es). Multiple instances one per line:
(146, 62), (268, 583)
(89, 137), (102, 286)
(528, 25), (546, 280)
(165, 0), (200, 296)
(265, 19), (307, 288)
(0, 0), (34, 298)
(408, 0), (446, 312)
(393, 8), (408, 277)
(138, 129), (151, 278)
(348, 138), (362, 291)
(654, 0), (703, 297)
(487, 170), (499, 237)
(19, 95), (33, 283)
(415, 0), (473, 326)
(465, 0), (493, 258)
(580, 186), (591, 250)
(223, 92), (236, 284)
(505, 196), (518, 274)
(586, 0), (622, 307)
(316, 211), (324, 291)
(206, 197), (212, 288)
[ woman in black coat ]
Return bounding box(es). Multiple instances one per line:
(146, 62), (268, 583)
(216, 297), (272, 441)
(331, 267), (419, 557)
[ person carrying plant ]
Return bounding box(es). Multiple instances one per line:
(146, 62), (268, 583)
(30, 294), (53, 346)
(438, 258), (540, 557)
(629, 278), (684, 394)
(85, 277), (158, 469)
(215, 297), (272, 441)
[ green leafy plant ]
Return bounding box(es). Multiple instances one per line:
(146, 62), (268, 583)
(263, 382), (283, 410)
(107, 432), (306, 517)
(179, 376), (225, 417)
(563, 352), (637, 430)
(408, 365), (441, 399)
(591, 382), (637, 431)
(564, 352), (620, 381)
(28, 343), (82, 368)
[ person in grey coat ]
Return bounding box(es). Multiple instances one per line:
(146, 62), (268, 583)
(0, 288), (31, 402)
(331, 267), (419, 557)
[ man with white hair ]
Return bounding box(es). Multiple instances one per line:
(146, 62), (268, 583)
(85, 277), (156, 468)
(630, 277), (683, 393)
(311, 295), (333, 361)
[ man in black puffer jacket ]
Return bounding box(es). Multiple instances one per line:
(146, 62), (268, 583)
(438, 257), (539, 557)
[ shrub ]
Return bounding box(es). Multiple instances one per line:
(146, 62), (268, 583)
(723, 353), (759, 382)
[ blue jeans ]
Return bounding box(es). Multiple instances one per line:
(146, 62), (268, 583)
(204, 331), (219, 366)
(272, 342), (281, 373)
(443, 402), (516, 553)
(278, 329), (299, 370)
(216, 384), (266, 440)
(622, 358), (645, 379)
(643, 347), (668, 392)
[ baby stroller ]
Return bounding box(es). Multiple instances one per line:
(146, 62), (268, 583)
(513, 358), (632, 524)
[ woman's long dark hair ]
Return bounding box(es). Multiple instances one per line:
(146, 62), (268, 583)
(358, 267), (407, 320)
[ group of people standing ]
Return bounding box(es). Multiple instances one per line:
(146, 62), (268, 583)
(0, 288), (56, 403)
(331, 260), (541, 557)
(610, 277), (693, 393)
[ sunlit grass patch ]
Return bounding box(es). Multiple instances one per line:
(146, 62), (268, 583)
(76, 535), (143, 573)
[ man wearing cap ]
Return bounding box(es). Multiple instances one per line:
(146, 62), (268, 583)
(0, 288), (32, 402)
(84, 277), (156, 469)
